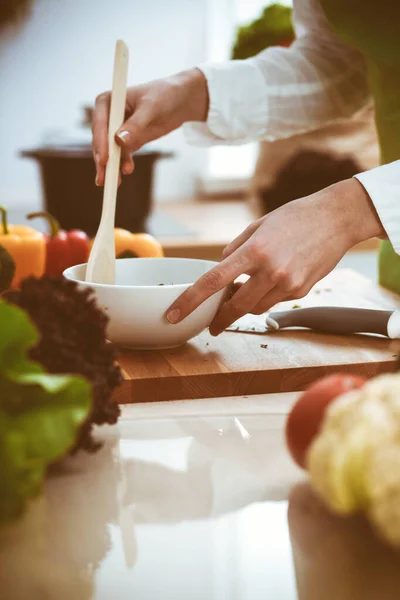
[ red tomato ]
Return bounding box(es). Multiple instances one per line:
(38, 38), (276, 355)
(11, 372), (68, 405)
(286, 374), (366, 469)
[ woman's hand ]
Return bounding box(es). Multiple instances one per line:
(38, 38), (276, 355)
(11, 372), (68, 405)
(92, 68), (209, 186)
(167, 179), (385, 335)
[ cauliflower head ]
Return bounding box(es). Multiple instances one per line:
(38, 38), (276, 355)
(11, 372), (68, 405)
(308, 373), (400, 547)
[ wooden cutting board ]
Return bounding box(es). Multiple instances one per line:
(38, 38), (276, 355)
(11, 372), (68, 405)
(112, 270), (400, 404)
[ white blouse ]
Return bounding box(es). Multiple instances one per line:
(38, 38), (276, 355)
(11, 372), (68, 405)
(184, 0), (400, 253)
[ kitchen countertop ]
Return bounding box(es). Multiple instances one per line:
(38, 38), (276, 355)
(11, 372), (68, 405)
(0, 212), (388, 598)
(159, 200), (380, 261)
(9, 199), (380, 262)
(2, 393), (400, 600)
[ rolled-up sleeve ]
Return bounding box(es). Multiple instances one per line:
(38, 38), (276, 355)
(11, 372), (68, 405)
(184, 60), (269, 145)
(184, 0), (370, 146)
(355, 162), (400, 255)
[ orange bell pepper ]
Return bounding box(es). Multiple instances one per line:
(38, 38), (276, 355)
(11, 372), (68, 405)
(0, 206), (46, 288)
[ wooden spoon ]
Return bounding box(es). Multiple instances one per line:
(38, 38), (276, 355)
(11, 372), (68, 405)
(86, 40), (129, 284)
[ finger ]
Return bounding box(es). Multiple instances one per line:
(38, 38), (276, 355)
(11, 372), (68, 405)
(251, 286), (290, 315)
(95, 163), (106, 187)
(92, 92), (111, 179)
(167, 250), (252, 324)
(97, 163), (124, 188)
(98, 161), (131, 188)
(226, 281), (243, 300)
(121, 150), (134, 175)
(115, 105), (153, 153)
(209, 273), (270, 336)
(221, 219), (262, 259)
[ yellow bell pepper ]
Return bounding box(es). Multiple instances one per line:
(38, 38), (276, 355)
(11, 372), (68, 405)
(90, 228), (164, 259)
(0, 206), (46, 288)
(114, 228), (164, 258)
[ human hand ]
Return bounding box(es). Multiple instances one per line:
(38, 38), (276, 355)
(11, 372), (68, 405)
(167, 179), (384, 335)
(92, 68), (208, 186)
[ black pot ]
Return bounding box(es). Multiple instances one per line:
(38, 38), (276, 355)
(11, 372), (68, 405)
(21, 144), (173, 236)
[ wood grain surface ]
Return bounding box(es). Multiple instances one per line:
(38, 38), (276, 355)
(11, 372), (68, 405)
(112, 270), (400, 404)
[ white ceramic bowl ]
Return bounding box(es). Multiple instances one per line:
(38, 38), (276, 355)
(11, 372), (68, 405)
(63, 257), (225, 349)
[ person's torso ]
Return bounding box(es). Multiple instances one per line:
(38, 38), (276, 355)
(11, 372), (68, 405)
(319, 0), (400, 163)
(318, 1), (400, 292)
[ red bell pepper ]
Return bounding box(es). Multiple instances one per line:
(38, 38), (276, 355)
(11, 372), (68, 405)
(27, 212), (90, 276)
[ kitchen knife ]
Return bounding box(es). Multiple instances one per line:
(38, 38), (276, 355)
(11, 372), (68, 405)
(226, 306), (400, 339)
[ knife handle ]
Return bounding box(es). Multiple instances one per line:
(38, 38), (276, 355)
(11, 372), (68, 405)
(268, 307), (392, 337)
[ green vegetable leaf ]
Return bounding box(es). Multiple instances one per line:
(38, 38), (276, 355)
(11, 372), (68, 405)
(0, 301), (91, 523)
(232, 3), (294, 60)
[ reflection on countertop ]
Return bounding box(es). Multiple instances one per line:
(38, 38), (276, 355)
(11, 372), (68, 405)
(289, 483), (400, 600)
(1, 398), (400, 599)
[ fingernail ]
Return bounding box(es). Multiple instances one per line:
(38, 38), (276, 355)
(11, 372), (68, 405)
(122, 163), (132, 175)
(95, 153), (100, 164)
(116, 130), (130, 145)
(95, 173), (100, 186)
(167, 309), (180, 324)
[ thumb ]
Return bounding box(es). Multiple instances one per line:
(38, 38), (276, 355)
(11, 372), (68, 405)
(115, 108), (151, 153)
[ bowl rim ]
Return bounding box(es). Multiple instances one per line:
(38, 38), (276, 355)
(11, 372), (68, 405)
(63, 256), (220, 291)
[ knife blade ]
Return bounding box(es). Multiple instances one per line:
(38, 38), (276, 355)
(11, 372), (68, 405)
(226, 306), (400, 339)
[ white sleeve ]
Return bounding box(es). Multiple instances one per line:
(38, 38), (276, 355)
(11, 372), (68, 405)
(184, 0), (369, 146)
(355, 162), (400, 255)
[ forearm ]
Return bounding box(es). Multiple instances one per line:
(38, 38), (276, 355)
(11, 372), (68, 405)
(325, 178), (385, 249)
(171, 68), (209, 123)
(323, 159), (400, 257)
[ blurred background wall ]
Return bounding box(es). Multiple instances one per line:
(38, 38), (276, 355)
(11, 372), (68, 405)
(0, 0), (209, 210)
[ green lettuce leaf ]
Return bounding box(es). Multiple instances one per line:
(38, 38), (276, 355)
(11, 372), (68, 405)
(0, 301), (91, 522)
(232, 4), (294, 60)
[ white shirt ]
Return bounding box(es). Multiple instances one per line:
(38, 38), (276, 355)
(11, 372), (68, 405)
(184, 0), (400, 254)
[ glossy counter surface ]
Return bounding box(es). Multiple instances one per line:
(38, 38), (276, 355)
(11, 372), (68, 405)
(1, 395), (399, 600)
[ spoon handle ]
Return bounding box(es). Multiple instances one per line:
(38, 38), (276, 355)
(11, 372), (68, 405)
(86, 40), (129, 284)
